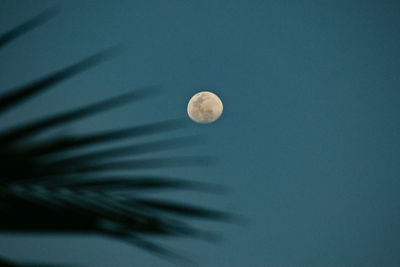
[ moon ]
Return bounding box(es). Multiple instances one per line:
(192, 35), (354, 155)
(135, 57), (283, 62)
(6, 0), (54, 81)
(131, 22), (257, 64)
(187, 91), (223, 124)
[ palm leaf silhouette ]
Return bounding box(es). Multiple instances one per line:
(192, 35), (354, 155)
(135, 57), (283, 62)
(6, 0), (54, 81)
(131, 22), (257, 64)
(0, 9), (232, 266)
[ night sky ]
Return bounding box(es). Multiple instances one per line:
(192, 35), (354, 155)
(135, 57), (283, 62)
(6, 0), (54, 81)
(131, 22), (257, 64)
(1, 0), (400, 266)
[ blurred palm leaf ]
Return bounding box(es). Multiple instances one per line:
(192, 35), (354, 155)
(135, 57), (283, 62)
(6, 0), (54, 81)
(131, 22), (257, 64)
(0, 8), (232, 266)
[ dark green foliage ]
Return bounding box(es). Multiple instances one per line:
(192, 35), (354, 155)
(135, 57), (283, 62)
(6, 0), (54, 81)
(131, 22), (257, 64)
(0, 9), (232, 266)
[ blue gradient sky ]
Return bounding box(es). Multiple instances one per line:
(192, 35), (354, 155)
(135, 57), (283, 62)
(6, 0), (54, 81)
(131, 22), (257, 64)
(1, 0), (400, 266)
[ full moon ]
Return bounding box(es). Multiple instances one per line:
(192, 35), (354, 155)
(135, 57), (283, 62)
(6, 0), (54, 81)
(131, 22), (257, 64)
(187, 91), (223, 124)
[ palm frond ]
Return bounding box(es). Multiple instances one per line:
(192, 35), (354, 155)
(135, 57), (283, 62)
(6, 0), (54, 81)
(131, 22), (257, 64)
(0, 46), (120, 115)
(0, 8), (234, 265)
(0, 8), (58, 49)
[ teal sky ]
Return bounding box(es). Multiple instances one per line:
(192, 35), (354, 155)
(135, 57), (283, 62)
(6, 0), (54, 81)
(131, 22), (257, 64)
(1, 0), (400, 266)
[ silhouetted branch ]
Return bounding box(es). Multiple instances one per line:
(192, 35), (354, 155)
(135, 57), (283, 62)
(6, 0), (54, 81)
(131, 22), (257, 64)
(22, 119), (187, 157)
(0, 8), (58, 49)
(0, 47), (121, 115)
(0, 86), (157, 145)
(0, 7), (235, 264)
